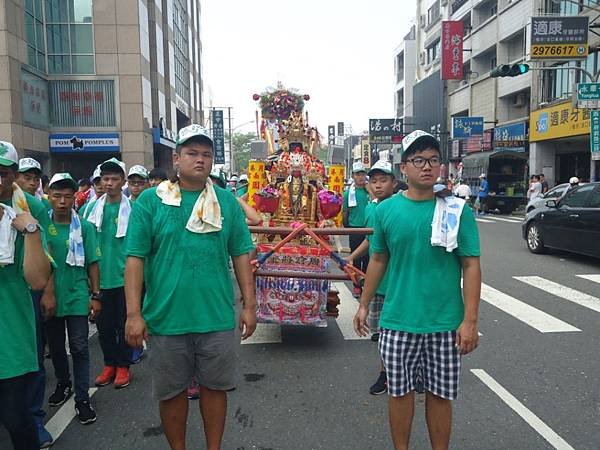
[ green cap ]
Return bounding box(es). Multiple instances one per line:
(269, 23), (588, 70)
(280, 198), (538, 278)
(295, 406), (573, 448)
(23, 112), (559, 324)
(48, 173), (78, 190)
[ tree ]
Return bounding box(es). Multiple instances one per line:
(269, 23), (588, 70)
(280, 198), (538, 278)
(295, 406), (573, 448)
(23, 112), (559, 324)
(226, 132), (256, 173)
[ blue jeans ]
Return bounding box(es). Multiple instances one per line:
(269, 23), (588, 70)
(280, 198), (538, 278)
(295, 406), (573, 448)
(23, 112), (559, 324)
(26, 292), (46, 427)
(45, 315), (90, 403)
(0, 373), (39, 450)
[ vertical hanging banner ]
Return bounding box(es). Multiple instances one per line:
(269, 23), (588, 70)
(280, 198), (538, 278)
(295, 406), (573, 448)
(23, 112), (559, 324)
(328, 164), (345, 226)
(361, 140), (371, 168)
(212, 110), (225, 164)
(441, 21), (464, 80)
(247, 160), (267, 206)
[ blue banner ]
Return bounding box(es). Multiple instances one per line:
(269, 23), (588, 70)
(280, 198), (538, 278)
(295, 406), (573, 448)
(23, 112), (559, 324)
(493, 122), (526, 142)
(451, 117), (484, 139)
(49, 133), (119, 153)
(212, 110), (225, 165)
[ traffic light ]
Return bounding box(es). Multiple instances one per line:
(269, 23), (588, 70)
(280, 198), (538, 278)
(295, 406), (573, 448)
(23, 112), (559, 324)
(490, 63), (530, 78)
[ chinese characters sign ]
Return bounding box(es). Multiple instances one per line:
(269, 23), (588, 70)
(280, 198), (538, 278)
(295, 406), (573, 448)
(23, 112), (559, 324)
(368, 118), (403, 144)
(328, 125), (335, 145)
(451, 117), (483, 139)
(493, 122), (527, 152)
(21, 70), (49, 129)
(591, 111), (600, 161)
(212, 110), (225, 164)
(576, 83), (600, 109)
(530, 16), (588, 60)
(49, 80), (116, 127)
(441, 21), (464, 80)
(361, 140), (371, 168)
(530, 101), (590, 142)
(247, 160), (267, 206)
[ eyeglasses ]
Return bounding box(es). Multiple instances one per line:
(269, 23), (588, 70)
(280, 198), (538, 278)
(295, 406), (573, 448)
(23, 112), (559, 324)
(128, 180), (146, 186)
(406, 156), (441, 169)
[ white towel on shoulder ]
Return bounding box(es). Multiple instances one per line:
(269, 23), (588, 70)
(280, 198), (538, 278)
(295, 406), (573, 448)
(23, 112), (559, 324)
(87, 193), (131, 238)
(348, 183), (357, 207)
(431, 195), (466, 253)
(0, 204), (17, 266)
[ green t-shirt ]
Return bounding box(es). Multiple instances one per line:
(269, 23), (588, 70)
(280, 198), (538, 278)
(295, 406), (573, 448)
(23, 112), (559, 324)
(343, 186), (369, 227)
(371, 194), (480, 334)
(88, 200), (126, 289)
(365, 201), (390, 296)
(80, 197), (95, 219)
(0, 194), (52, 379)
(125, 186), (255, 335)
(41, 196), (51, 212)
(46, 220), (100, 316)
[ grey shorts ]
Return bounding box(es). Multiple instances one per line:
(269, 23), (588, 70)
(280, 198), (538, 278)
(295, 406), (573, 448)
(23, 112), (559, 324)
(148, 330), (236, 401)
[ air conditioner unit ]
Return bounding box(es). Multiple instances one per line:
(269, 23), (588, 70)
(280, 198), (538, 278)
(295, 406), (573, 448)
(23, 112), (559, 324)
(419, 15), (426, 27)
(419, 51), (426, 65)
(513, 92), (527, 107)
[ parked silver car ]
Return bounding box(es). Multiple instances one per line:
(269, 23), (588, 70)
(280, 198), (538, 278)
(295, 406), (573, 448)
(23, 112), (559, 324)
(526, 183), (570, 213)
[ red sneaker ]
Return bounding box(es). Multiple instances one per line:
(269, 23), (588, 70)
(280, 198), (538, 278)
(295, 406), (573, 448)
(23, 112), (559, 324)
(95, 366), (116, 387)
(114, 367), (131, 389)
(352, 286), (361, 298)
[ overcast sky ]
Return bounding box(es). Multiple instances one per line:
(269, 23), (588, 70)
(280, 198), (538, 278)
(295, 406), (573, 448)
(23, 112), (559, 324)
(201, 0), (414, 138)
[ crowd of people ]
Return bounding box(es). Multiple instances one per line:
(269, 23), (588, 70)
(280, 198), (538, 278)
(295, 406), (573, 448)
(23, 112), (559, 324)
(1, 126), (482, 450)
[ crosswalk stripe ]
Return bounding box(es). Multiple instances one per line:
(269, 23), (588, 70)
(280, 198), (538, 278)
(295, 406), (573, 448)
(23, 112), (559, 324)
(576, 274), (600, 284)
(45, 388), (98, 439)
(476, 218), (493, 223)
(242, 323), (282, 345)
(514, 276), (600, 313)
(471, 369), (575, 450)
(480, 283), (580, 333)
(332, 282), (369, 340)
(483, 216), (522, 223)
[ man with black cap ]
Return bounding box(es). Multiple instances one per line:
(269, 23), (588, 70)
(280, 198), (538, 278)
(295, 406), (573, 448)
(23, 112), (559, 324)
(86, 157), (133, 389)
(44, 173), (100, 425)
(124, 124), (256, 450)
(0, 141), (53, 450)
(354, 130), (481, 450)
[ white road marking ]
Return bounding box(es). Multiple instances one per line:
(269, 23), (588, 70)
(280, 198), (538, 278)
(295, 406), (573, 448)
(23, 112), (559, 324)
(515, 276), (600, 313)
(241, 323), (282, 345)
(480, 283), (580, 333)
(476, 218), (493, 223)
(45, 388), (98, 439)
(332, 282), (369, 340)
(576, 274), (600, 285)
(471, 369), (575, 450)
(484, 216), (522, 223)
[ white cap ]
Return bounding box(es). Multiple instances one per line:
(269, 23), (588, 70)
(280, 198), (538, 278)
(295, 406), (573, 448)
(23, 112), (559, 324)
(100, 157), (126, 175)
(239, 173), (248, 182)
(176, 124), (213, 146)
(0, 141), (19, 167)
(368, 159), (393, 176)
(230, 175), (239, 182)
(569, 176), (580, 184)
(128, 165), (149, 179)
(92, 165), (102, 181)
(401, 130), (439, 156)
(479, 173), (486, 178)
(352, 162), (367, 173)
(18, 157), (42, 173)
(48, 173), (77, 190)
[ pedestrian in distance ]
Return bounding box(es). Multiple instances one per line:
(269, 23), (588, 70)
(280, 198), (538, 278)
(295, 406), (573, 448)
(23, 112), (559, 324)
(346, 159), (396, 396)
(75, 178), (93, 212)
(124, 124), (257, 450)
(80, 165), (103, 219)
(477, 173), (489, 215)
(148, 167), (169, 187)
(539, 173), (549, 194)
(127, 165), (150, 203)
(343, 161), (370, 297)
(0, 141), (52, 450)
(44, 173), (101, 425)
(528, 174), (542, 204)
(86, 157), (134, 389)
(354, 130), (481, 450)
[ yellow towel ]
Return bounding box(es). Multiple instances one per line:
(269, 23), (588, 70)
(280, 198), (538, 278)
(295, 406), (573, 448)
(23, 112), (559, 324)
(156, 178), (222, 233)
(12, 183), (30, 213)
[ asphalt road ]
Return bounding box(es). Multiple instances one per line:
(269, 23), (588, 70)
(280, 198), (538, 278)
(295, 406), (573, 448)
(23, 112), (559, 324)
(2, 213), (600, 449)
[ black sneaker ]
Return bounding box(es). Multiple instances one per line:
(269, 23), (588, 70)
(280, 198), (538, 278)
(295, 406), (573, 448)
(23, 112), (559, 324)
(370, 332), (380, 342)
(75, 400), (97, 425)
(369, 371), (387, 395)
(48, 382), (72, 407)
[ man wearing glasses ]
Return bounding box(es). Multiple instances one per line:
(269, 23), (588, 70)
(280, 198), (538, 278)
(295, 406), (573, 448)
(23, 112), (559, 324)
(354, 130), (481, 450)
(127, 166), (150, 203)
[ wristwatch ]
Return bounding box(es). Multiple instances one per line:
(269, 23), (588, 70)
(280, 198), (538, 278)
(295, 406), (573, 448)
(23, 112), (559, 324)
(90, 291), (101, 301)
(22, 222), (41, 235)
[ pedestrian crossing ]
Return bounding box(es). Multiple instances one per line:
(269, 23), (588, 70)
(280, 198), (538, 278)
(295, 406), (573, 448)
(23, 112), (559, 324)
(476, 215), (523, 224)
(242, 273), (600, 345)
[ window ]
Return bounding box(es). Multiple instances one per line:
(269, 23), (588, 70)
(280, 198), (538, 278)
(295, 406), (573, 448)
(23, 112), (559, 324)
(546, 0), (587, 15)
(25, 0), (46, 72)
(490, 56), (497, 71)
(561, 184), (595, 208)
(426, 39), (441, 65)
(545, 186), (568, 199)
(173, 0), (190, 103)
(427, 1), (440, 26)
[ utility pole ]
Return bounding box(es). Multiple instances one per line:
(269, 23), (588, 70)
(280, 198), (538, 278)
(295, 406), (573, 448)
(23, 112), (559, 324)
(228, 107), (234, 173)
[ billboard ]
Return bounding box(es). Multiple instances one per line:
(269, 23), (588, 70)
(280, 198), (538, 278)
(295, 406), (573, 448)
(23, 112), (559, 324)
(368, 118), (403, 144)
(451, 117), (483, 139)
(530, 101), (590, 142)
(49, 133), (120, 153)
(441, 21), (464, 80)
(530, 16), (588, 60)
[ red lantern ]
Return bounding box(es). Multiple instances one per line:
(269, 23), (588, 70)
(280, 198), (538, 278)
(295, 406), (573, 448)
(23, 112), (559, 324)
(303, 94), (310, 101)
(252, 93), (260, 101)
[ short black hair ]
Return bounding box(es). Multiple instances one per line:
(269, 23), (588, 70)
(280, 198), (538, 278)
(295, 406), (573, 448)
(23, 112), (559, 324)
(401, 138), (441, 162)
(41, 174), (50, 187)
(149, 167), (168, 181)
(539, 173), (545, 177)
(100, 169), (125, 178)
(78, 178), (91, 187)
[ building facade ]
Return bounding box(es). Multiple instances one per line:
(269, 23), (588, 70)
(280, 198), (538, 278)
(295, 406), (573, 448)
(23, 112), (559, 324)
(0, 0), (204, 179)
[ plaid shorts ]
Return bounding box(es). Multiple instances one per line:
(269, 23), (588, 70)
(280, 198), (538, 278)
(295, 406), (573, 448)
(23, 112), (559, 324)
(368, 294), (385, 331)
(379, 329), (461, 400)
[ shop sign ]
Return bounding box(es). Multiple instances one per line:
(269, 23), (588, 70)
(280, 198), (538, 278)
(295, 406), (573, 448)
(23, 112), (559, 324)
(369, 118), (403, 144)
(328, 125), (335, 145)
(452, 117), (483, 139)
(451, 140), (460, 158)
(361, 140), (371, 168)
(576, 82), (600, 109)
(530, 16), (588, 60)
(49, 80), (116, 127)
(441, 21), (464, 80)
(49, 133), (120, 153)
(530, 101), (590, 142)
(21, 70), (49, 129)
(212, 110), (225, 164)
(591, 111), (600, 161)
(493, 122), (527, 152)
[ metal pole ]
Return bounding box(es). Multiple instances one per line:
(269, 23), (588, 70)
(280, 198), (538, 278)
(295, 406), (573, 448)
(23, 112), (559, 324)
(228, 107), (233, 173)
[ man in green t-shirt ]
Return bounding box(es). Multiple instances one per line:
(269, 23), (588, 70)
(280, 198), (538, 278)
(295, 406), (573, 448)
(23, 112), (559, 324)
(80, 165), (103, 219)
(353, 130), (481, 450)
(86, 157), (133, 389)
(124, 124), (257, 450)
(0, 141), (52, 450)
(44, 173), (101, 425)
(343, 161), (370, 297)
(127, 165), (149, 203)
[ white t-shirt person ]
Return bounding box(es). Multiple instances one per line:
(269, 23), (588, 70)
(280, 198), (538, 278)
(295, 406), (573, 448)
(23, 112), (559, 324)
(529, 180), (542, 202)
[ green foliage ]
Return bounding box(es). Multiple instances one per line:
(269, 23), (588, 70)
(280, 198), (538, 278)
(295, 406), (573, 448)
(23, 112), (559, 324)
(227, 132), (257, 173)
